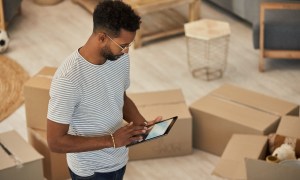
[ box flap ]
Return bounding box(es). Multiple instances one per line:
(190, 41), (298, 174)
(128, 89), (185, 107)
(245, 158), (300, 180)
(24, 67), (56, 90)
(211, 84), (299, 116)
(0, 131), (43, 170)
(37, 67), (57, 76)
(276, 116), (300, 139)
(137, 103), (191, 120)
(190, 96), (279, 133)
(213, 134), (268, 180)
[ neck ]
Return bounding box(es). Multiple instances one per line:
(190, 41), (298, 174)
(79, 36), (106, 65)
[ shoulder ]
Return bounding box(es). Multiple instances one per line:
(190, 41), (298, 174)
(54, 51), (81, 80)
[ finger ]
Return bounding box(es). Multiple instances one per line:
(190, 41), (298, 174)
(131, 129), (147, 136)
(146, 116), (163, 126)
(129, 135), (144, 143)
(154, 116), (163, 122)
(132, 125), (147, 131)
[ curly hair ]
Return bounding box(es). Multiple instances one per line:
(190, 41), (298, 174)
(93, 1), (141, 37)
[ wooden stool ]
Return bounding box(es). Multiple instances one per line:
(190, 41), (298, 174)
(184, 19), (230, 80)
(124, 0), (201, 48)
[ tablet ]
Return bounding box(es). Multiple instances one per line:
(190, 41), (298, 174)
(126, 116), (178, 147)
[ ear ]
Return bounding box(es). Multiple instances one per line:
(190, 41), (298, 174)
(97, 32), (107, 43)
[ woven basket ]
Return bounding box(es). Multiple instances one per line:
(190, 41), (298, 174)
(186, 35), (230, 80)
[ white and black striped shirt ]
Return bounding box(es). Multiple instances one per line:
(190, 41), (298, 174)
(47, 50), (130, 176)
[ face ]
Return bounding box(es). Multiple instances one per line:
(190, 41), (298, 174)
(101, 44), (123, 61)
(101, 29), (136, 61)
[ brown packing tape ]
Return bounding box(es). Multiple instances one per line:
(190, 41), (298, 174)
(0, 141), (23, 168)
(211, 94), (282, 117)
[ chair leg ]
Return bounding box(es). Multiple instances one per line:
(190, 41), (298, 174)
(259, 53), (265, 72)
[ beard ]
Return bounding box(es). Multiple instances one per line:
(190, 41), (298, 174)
(101, 45), (123, 61)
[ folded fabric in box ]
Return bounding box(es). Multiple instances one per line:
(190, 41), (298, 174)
(268, 133), (300, 158)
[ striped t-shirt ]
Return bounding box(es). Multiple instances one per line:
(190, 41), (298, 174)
(47, 50), (130, 177)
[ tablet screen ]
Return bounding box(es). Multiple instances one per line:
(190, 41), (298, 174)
(145, 119), (173, 140)
(127, 116), (177, 147)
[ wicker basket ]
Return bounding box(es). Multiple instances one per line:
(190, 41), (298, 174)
(184, 19), (230, 80)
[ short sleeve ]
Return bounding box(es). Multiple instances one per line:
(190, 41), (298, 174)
(47, 77), (80, 124)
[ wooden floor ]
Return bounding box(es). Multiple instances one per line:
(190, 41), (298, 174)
(1, 0), (300, 179)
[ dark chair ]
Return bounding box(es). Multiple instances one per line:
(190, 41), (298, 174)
(0, 0), (22, 30)
(253, 1), (300, 72)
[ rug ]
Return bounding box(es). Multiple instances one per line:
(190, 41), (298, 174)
(0, 55), (29, 122)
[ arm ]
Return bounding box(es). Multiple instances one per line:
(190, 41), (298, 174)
(123, 92), (146, 125)
(47, 119), (113, 153)
(47, 119), (147, 153)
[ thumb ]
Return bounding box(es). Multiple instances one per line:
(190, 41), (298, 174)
(154, 116), (163, 122)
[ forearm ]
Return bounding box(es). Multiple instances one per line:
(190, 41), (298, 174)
(123, 93), (146, 125)
(47, 120), (114, 153)
(48, 133), (113, 153)
(50, 134), (113, 153)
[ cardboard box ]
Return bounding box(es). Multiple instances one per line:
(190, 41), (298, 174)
(0, 130), (44, 180)
(127, 89), (193, 160)
(28, 128), (70, 180)
(213, 116), (300, 180)
(189, 84), (299, 156)
(213, 134), (268, 179)
(24, 67), (57, 130)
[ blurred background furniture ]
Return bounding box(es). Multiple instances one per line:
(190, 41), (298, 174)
(204, 0), (261, 25)
(124, 0), (201, 48)
(184, 19), (230, 80)
(0, 0), (22, 30)
(253, 1), (300, 72)
(72, 0), (201, 48)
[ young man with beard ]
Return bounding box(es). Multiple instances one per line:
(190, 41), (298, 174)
(47, 1), (161, 179)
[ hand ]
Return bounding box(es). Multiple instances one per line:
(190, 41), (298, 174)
(112, 122), (147, 147)
(143, 116), (163, 134)
(145, 116), (163, 127)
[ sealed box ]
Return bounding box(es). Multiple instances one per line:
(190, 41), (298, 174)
(27, 128), (70, 180)
(24, 67), (56, 130)
(213, 116), (300, 180)
(189, 84), (299, 156)
(0, 130), (44, 180)
(127, 89), (193, 160)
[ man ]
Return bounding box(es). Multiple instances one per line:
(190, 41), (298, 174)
(47, 1), (161, 179)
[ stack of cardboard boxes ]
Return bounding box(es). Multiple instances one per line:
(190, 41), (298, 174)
(22, 66), (300, 179)
(189, 84), (300, 179)
(23, 67), (194, 179)
(24, 67), (70, 180)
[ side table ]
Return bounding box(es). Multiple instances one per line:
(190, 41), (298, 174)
(184, 19), (230, 80)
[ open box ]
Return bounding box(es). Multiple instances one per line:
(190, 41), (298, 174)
(213, 116), (300, 180)
(127, 89), (193, 160)
(0, 130), (44, 180)
(189, 84), (299, 156)
(27, 128), (70, 180)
